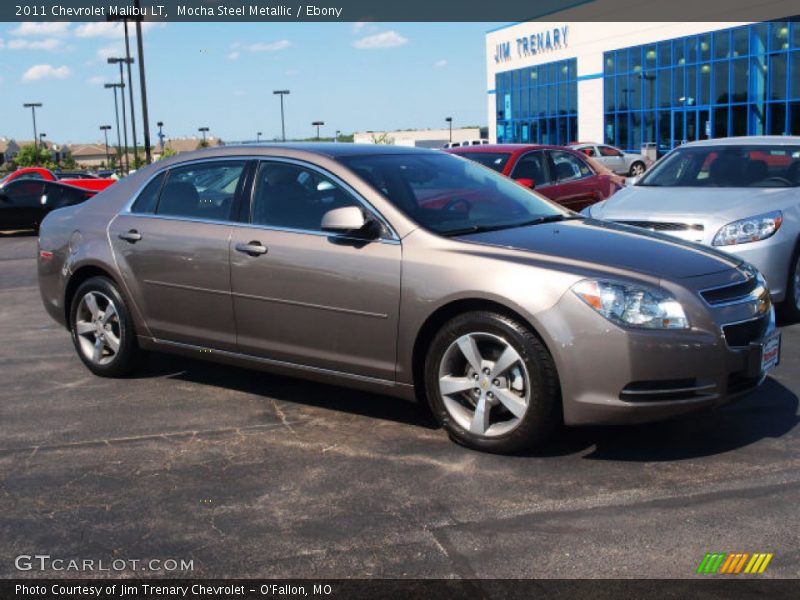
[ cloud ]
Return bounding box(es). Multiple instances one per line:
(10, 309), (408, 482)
(434, 59), (447, 68)
(352, 22), (367, 33)
(10, 22), (71, 37)
(86, 75), (105, 85)
(353, 31), (408, 50)
(227, 51), (240, 60)
(7, 38), (64, 51)
(74, 22), (161, 39)
(96, 44), (125, 60)
(247, 40), (291, 52)
(22, 64), (71, 82)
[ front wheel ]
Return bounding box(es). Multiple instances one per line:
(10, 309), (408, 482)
(780, 249), (800, 322)
(70, 276), (140, 377)
(629, 161), (646, 177)
(424, 311), (561, 454)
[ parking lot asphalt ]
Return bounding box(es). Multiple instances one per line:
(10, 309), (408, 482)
(1, 232), (799, 579)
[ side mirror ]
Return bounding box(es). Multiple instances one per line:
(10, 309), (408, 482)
(515, 178), (535, 189)
(321, 206), (376, 236)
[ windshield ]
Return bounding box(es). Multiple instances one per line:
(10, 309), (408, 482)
(339, 153), (567, 235)
(456, 152), (512, 173)
(639, 144), (800, 187)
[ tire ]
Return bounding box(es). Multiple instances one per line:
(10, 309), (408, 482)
(629, 161), (646, 177)
(69, 276), (140, 377)
(779, 247), (800, 322)
(424, 311), (561, 454)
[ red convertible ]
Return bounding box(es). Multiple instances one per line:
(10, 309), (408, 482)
(0, 167), (115, 192)
(446, 144), (623, 212)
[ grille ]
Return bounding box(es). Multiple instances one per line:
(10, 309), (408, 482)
(616, 221), (704, 232)
(701, 277), (759, 305)
(722, 315), (770, 347)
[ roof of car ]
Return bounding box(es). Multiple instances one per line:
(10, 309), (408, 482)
(447, 143), (566, 153)
(682, 136), (800, 148)
(215, 143), (439, 158)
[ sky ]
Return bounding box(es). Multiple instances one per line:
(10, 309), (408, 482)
(0, 21), (499, 145)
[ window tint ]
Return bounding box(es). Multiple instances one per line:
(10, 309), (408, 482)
(639, 145), (800, 187)
(511, 152), (551, 186)
(578, 146), (597, 157)
(550, 151), (592, 182)
(156, 161), (245, 220)
(599, 146), (623, 157)
(131, 172), (165, 214)
(251, 161), (361, 231)
(340, 153), (564, 236)
(4, 181), (45, 206)
(458, 152), (511, 173)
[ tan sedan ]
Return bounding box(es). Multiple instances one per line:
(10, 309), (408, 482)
(37, 145), (778, 453)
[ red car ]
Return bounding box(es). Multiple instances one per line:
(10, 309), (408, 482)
(446, 144), (624, 212)
(0, 167), (115, 192)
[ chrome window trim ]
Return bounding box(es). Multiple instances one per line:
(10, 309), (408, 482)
(119, 155), (400, 242)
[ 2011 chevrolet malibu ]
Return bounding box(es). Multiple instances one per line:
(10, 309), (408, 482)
(37, 145), (780, 453)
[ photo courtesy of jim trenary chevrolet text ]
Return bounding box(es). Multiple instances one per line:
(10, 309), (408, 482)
(1, 0), (799, 598)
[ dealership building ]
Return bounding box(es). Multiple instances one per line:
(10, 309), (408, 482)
(486, 18), (800, 153)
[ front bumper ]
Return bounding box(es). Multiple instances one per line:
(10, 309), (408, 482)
(536, 287), (776, 426)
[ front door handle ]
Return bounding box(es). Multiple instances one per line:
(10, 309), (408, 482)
(235, 241), (268, 256)
(118, 229), (142, 243)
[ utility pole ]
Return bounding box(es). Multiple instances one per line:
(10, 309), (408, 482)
(133, 0), (152, 164)
(23, 102), (43, 163)
(108, 59), (130, 173)
(104, 83), (124, 170)
(100, 125), (112, 167)
(273, 90), (290, 142)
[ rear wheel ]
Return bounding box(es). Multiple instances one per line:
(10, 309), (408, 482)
(629, 161), (646, 177)
(70, 276), (140, 377)
(424, 311), (561, 454)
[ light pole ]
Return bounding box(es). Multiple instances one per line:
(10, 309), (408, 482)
(120, 25), (139, 166)
(257, 131), (262, 143)
(100, 125), (112, 166)
(445, 116), (453, 143)
(273, 90), (290, 142)
(104, 83), (124, 169)
(312, 121), (324, 141)
(107, 58), (130, 173)
(335, 129), (341, 143)
(156, 121), (165, 152)
(198, 127), (209, 145)
(130, 1), (153, 164)
(23, 102), (42, 163)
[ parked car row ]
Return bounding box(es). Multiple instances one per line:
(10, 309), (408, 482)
(36, 140), (791, 454)
(0, 167), (115, 192)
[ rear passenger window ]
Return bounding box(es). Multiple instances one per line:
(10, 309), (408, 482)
(156, 161), (245, 221)
(131, 172), (165, 214)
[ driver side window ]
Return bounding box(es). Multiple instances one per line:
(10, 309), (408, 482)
(510, 152), (551, 187)
(251, 161), (361, 231)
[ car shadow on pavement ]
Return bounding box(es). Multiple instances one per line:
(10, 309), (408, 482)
(577, 377), (799, 461)
(137, 351), (441, 430)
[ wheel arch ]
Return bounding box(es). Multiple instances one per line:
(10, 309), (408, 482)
(63, 263), (126, 326)
(411, 298), (561, 404)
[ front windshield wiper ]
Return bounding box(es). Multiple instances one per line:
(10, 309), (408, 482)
(441, 214), (582, 237)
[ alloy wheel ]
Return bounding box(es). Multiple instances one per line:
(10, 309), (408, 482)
(74, 291), (122, 366)
(438, 332), (530, 437)
(630, 162), (645, 176)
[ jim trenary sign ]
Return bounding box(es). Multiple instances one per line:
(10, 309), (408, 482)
(494, 25), (569, 63)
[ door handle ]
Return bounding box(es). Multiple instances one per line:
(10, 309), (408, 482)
(118, 230), (142, 243)
(235, 241), (268, 256)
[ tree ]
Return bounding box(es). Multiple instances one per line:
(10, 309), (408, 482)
(370, 133), (394, 145)
(158, 147), (177, 160)
(14, 144), (56, 169)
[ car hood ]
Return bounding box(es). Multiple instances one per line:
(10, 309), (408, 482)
(455, 218), (741, 279)
(588, 185), (796, 220)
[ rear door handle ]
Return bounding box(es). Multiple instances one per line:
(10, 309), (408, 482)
(235, 241), (268, 256)
(118, 230), (142, 243)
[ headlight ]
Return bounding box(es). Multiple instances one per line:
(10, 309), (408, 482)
(712, 211), (782, 246)
(572, 279), (689, 329)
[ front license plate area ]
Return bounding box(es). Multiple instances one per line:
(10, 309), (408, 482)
(760, 331), (781, 373)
